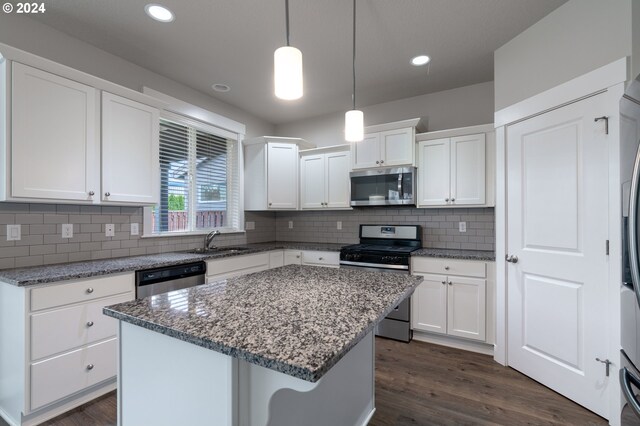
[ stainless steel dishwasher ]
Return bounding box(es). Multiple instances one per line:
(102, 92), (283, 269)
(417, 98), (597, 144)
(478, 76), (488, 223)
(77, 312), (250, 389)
(135, 261), (206, 298)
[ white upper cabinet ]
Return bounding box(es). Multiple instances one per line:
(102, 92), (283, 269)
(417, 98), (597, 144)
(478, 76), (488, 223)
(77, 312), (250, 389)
(101, 92), (159, 204)
(351, 118), (421, 170)
(1, 56), (163, 205)
(244, 136), (314, 210)
(11, 62), (99, 202)
(300, 146), (350, 210)
(416, 124), (494, 208)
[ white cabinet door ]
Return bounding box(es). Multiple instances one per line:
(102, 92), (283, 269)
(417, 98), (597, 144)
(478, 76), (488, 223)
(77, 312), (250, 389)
(447, 276), (486, 341)
(300, 153), (325, 209)
(284, 250), (302, 265)
(411, 274), (447, 334)
(417, 138), (450, 206)
(351, 133), (380, 170)
(11, 62), (98, 202)
(325, 150), (350, 208)
(101, 92), (159, 204)
(380, 127), (413, 167)
(267, 142), (298, 209)
(450, 134), (485, 205)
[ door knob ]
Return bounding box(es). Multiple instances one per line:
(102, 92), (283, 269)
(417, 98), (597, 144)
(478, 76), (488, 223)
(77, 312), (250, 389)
(505, 255), (519, 263)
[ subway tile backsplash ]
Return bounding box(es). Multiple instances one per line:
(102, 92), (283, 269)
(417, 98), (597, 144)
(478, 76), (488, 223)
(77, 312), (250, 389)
(275, 207), (495, 250)
(0, 203), (493, 270)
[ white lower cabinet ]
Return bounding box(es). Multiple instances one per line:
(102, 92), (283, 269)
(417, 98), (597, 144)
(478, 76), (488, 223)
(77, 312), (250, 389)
(0, 273), (134, 425)
(412, 258), (492, 344)
(284, 250), (302, 265)
(301, 250), (340, 268)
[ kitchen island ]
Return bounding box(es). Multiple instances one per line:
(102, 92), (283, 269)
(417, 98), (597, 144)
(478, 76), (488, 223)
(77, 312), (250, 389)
(103, 264), (422, 426)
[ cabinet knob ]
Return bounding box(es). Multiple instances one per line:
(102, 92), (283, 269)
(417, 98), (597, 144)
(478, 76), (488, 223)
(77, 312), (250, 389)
(104, 192), (111, 197)
(319, 257), (324, 261)
(86, 321), (94, 327)
(380, 160), (384, 164)
(88, 191), (95, 196)
(445, 198), (449, 202)
(86, 364), (94, 371)
(269, 202), (272, 206)
(86, 287), (94, 294)
(448, 281), (452, 285)
(296, 255), (300, 258)
(451, 198), (455, 202)
(444, 266), (450, 270)
(441, 280), (446, 285)
(376, 161), (380, 164)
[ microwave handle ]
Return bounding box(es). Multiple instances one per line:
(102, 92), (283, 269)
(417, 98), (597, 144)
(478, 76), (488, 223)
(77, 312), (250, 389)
(398, 173), (403, 195)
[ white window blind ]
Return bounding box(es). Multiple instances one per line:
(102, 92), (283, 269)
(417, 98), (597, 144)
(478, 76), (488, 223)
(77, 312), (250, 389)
(150, 115), (240, 234)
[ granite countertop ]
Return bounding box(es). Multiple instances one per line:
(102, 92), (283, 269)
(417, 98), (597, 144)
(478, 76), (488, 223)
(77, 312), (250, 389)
(103, 265), (422, 382)
(412, 248), (495, 261)
(0, 241), (344, 287)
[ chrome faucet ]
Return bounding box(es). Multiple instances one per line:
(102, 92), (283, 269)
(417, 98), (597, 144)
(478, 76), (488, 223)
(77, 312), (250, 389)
(205, 230), (221, 250)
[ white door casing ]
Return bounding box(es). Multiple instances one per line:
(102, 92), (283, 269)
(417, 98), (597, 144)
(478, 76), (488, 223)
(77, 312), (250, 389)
(506, 92), (609, 417)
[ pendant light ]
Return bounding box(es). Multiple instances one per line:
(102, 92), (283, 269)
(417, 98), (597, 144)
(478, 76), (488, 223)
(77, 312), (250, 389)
(274, 0), (303, 100)
(345, 0), (364, 142)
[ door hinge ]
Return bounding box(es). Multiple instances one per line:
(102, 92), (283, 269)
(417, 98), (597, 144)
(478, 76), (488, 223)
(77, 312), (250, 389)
(606, 240), (609, 255)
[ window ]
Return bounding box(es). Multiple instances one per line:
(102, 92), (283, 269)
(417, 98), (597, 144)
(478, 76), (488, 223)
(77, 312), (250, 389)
(146, 112), (241, 235)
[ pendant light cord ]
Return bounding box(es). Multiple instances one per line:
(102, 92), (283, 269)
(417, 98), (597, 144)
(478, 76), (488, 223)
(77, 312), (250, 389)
(352, 0), (356, 110)
(285, 0), (290, 46)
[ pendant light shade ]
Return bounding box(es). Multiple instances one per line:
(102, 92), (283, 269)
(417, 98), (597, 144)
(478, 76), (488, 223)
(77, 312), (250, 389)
(345, 0), (364, 142)
(274, 46), (303, 100)
(274, 0), (303, 100)
(345, 109), (364, 142)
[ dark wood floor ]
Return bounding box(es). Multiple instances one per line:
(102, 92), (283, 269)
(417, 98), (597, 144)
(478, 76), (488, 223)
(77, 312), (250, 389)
(7, 339), (606, 426)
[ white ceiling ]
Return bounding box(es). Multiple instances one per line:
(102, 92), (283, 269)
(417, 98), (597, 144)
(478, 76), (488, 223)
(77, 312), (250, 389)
(30, 0), (566, 124)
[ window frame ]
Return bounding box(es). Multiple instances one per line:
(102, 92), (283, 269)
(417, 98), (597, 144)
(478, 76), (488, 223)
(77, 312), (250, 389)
(141, 90), (245, 238)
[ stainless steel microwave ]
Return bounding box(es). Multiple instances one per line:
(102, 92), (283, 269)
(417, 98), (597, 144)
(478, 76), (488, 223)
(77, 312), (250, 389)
(350, 167), (416, 206)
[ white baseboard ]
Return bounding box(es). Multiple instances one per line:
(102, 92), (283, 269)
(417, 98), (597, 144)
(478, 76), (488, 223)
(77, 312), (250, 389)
(412, 331), (494, 356)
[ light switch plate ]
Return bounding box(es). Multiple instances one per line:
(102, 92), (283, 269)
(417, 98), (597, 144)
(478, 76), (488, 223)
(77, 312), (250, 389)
(288, 221), (293, 229)
(105, 224), (115, 237)
(459, 222), (467, 232)
(337, 221), (342, 230)
(62, 224), (73, 239)
(130, 223), (139, 236)
(6, 224), (20, 241)
(245, 221), (255, 230)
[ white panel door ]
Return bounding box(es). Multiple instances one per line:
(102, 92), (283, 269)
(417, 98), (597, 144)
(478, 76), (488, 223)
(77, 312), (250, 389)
(325, 150), (350, 208)
(267, 142), (298, 209)
(411, 274), (447, 334)
(351, 133), (380, 170)
(380, 127), (414, 167)
(300, 153), (325, 209)
(101, 92), (159, 204)
(417, 138), (450, 206)
(506, 92), (609, 417)
(11, 62), (98, 202)
(450, 133), (486, 205)
(447, 276), (486, 341)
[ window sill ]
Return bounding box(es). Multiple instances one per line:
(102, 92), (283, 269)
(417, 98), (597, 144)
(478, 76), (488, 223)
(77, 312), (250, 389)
(141, 229), (246, 239)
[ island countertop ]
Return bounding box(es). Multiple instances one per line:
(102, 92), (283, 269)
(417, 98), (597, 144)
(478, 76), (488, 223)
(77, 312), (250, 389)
(103, 264), (422, 382)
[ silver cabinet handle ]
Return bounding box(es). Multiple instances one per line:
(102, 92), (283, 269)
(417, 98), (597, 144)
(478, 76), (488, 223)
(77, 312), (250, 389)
(376, 161), (380, 164)
(86, 321), (94, 327)
(448, 281), (452, 285)
(380, 160), (384, 164)
(445, 198), (449, 202)
(505, 255), (519, 263)
(86, 287), (94, 294)
(88, 191), (95, 196)
(441, 280), (446, 285)
(86, 364), (94, 371)
(319, 257), (324, 261)
(268, 202), (272, 206)
(104, 192), (110, 197)
(296, 255), (300, 258)
(451, 198), (455, 202)
(444, 266), (450, 270)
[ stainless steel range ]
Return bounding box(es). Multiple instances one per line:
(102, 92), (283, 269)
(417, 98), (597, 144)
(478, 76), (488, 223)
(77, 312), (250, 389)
(340, 224), (422, 342)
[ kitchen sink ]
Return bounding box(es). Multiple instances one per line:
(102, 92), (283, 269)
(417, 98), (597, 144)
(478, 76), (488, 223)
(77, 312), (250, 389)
(188, 247), (253, 254)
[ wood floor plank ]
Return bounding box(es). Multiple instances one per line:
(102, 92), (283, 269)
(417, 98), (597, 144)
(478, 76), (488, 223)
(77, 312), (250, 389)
(12, 338), (607, 425)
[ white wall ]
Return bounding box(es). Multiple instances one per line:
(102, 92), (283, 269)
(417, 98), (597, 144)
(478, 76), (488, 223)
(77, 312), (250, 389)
(494, 0), (632, 111)
(275, 81), (494, 147)
(0, 15), (274, 138)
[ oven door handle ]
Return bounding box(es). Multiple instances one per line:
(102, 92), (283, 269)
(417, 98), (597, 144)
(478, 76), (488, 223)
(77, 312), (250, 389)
(621, 367), (640, 418)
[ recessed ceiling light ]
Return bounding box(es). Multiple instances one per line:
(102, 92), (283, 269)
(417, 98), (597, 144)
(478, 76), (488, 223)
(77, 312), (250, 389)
(212, 83), (230, 93)
(144, 4), (174, 23)
(411, 55), (430, 66)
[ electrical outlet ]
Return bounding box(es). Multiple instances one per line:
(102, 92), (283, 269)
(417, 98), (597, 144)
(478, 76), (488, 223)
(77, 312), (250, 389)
(337, 221), (342, 230)
(62, 224), (73, 239)
(288, 221), (293, 229)
(245, 221), (255, 230)
(105, 224), (115, 237)
(459, 222), (467, 233)
(6, 224), (20, 241)
(130, 223), (139, 236)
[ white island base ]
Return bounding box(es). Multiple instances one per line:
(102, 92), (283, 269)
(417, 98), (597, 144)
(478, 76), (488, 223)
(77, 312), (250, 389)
(117, 322), (375, 426)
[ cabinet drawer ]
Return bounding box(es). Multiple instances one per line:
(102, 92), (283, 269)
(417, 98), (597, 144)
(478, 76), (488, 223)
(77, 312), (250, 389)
(412, 257), (486, 278)
(30, 273), (134, 312)
(31, 293), (132, 361)
(30, 338), (117, 411)
(301, 251), (339, 267)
